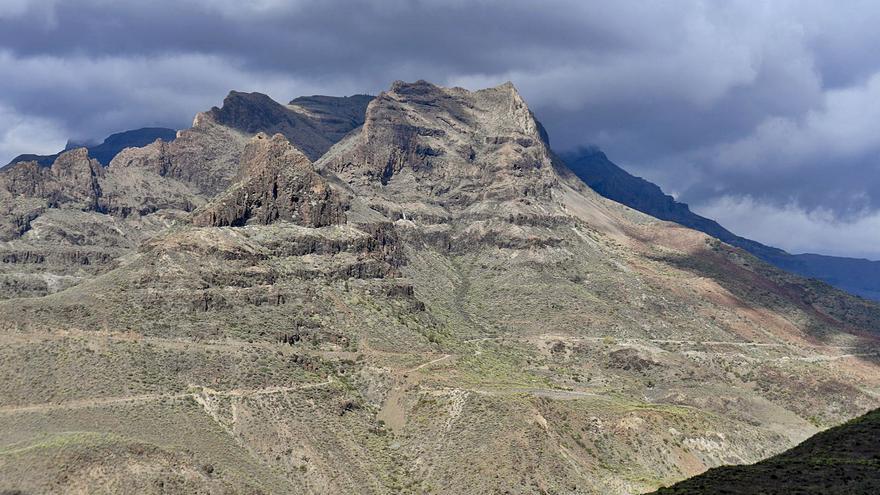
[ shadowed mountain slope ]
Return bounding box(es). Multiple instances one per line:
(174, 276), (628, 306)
(208, 91), (373, 162)
(562, 147), (880, 301)
(651, 408), (880, 494)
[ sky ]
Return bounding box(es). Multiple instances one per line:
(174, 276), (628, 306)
(1, 0), (880, 259)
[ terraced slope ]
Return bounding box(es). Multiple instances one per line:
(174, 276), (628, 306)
(1, 81), (879, 494)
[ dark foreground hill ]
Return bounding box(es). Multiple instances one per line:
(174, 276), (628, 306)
(651, 408), (880, 494)
(562, 147), (880, 301)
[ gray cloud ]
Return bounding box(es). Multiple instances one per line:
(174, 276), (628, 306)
(2, 0), (880, 257)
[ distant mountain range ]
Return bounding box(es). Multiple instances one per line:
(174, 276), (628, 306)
(6, 127), (178, 167)
(651, 407), (880, 494)
(562, 147), (880, 301)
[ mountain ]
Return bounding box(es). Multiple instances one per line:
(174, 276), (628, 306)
(1, 81), (880, 494)
(651, 407), (880, 494)
(562, 147), (880, 301)
(6, 127), (178, 167)
(0, 92), (372, 300)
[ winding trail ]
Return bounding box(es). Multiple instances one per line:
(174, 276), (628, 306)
(405, 354), (452, 373)
(0, 379), (335, 416)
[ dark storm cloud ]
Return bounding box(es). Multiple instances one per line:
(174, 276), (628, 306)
(0, 1), (630, 78)
(2, 0), (880, 257)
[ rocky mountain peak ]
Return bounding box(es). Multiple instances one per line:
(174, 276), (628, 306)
(320, 80), (557, 204)
(50, 147), (100, 172)
(6, 128), (178, 168)
(192, 133), (345, 228)
(236, 132), (310, 179)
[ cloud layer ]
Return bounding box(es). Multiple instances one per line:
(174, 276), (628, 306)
(1, 0), (879, 258)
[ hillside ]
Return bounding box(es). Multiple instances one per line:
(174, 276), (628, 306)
(1, 81), (879, 494)
(651, 408), (880, 494)
(562, 147), (880, 301)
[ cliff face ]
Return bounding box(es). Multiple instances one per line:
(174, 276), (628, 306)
(1, 81), (880, 495)
(1, 148), (104, 211)
(0, 148), (105, 241)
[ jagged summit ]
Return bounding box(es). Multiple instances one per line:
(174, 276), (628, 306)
(208, 91), (295, 135)
(0, 147), (103, 212)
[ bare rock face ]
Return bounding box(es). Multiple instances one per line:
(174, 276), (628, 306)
(192, 133), (346, 227)
(319, 80), (557, 205)
(50, 149), (106, 210)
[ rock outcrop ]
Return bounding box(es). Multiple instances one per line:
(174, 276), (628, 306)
(192, 133), (346, 228)
(1, 148), (104, 211)
(0, 149), (106, 240)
